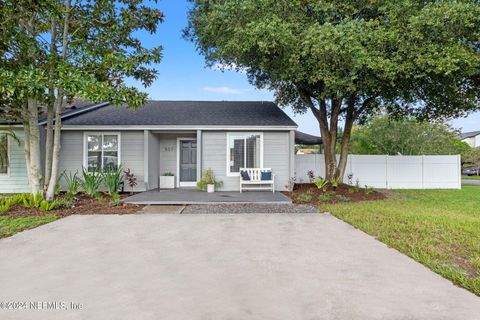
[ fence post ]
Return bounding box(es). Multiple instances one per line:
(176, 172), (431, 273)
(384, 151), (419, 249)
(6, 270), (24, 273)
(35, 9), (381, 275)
(385, 155), (389, 189)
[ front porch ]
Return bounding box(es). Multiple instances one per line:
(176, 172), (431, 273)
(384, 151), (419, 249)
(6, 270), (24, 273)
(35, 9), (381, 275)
(123, 189), (292, 205)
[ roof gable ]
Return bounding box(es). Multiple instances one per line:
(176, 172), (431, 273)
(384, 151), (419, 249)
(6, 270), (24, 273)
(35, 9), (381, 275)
(62, 100), (297, 127)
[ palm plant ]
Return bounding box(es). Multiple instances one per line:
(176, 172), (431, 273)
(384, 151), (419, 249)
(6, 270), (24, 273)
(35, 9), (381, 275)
(80, 168), (103, 197)
(101, 165), (124, 196)
(62, 170), (81, 198)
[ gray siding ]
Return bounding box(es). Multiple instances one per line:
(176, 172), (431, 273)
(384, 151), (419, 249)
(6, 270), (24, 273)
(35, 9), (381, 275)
(59, 130), (145, 191)
(0, 128), (30, 193)
(263, 131), (291, 191)
(146, 131), (160, 190)
(158, 133), (196, 178)
(201, 131), (292, 191)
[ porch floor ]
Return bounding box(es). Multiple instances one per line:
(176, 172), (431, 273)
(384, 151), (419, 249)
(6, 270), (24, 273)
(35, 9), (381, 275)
(123, 189), (292, 205)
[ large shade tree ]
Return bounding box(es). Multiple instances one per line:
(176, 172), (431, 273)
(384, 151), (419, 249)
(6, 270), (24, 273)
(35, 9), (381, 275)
(0, 0), (163, 199)
(185, 0), (480, 181)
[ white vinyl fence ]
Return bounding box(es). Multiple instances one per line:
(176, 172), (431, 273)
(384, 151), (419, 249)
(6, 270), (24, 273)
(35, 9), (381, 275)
(295, 154), (461, 189)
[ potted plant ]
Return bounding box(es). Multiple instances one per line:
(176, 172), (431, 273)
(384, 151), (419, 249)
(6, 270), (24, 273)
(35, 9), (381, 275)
(197, 168), (223, 193)
(159, 171), (175, 189)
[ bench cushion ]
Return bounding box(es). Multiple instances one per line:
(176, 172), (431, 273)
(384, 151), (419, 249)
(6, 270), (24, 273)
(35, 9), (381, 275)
(261, 172), (272, 181)
(240, 170), (250, 181)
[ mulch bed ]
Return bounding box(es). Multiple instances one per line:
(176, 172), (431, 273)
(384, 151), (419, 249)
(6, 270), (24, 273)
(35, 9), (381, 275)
(283, 183), (387, 205)
(1, 193), (144, 218)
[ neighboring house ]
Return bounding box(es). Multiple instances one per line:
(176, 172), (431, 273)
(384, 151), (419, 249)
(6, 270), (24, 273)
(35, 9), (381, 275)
(461, 131), (480, 148)
(0, 100), (298, 193)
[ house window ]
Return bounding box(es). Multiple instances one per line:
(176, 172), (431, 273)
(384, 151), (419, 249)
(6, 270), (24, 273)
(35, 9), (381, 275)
(0, 133), (8, 174)
(227, 133), (262, 175)
(85, 133), (120, 172)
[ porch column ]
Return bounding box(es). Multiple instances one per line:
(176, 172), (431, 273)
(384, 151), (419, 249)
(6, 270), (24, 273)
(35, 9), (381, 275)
(197, 129), (202, 182)
(143, 130), (149, 190)
(289, 130), (295, 186)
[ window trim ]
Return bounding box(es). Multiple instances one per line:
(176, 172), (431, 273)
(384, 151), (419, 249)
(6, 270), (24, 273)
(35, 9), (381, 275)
(226, 132), (263, 177)
(0, 131), (10, 177)
(83, 132), (121, 172)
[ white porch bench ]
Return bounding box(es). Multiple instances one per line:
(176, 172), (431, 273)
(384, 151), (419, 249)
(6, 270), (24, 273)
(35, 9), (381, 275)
(239, 168), (275, 193)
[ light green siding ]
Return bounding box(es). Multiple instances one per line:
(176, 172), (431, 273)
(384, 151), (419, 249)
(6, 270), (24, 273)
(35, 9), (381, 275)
(0, 128), (30, 194)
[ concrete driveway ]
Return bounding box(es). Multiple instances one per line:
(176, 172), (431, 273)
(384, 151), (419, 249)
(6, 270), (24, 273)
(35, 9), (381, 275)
(0, 214), (479, 320)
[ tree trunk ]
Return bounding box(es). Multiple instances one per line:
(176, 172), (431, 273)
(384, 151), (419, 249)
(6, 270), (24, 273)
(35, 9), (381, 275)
(45, 0), (70, 201)
(44, 103), (54, 189)
(335, 110), (354, 180)
(26, 98), (43, 195)
(45, 93), (63, 200)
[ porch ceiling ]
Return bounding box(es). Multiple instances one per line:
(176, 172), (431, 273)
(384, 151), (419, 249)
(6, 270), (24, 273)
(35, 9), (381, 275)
(122, 189), (292, 205)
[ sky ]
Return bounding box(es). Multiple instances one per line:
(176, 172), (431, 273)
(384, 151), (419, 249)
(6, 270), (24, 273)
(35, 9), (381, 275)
(128, 0), (480, 136)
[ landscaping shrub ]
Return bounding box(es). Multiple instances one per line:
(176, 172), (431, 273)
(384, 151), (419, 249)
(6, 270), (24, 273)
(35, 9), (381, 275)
(330, 177), (341, 189)
(335, 194), (350, 202)
(318, 193), (331, 202)
(56, 197), (75, 209)
(62, 170), (81, 198)
(81, 168), (103, 197)
(23, 193), (43, 209)
(123, 168), (138, 193)
(11, 194), (27, 205)
(102, 166), (124, 196)
(197, 168), (223, 191)
(297, 192), (313, 203)
(39, 200), (59, 212)
(0, 198), (12, 213)
(314, 177), (329, 191)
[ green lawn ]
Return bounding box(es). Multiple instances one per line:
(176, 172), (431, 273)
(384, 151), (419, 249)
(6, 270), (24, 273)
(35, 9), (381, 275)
(462, 175), (480, 180)
(0, 215), (58, 239)
(322, 185), (480, 296)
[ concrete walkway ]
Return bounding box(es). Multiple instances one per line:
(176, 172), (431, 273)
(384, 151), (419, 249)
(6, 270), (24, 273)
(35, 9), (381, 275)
(462, 179), (480, 185)
(123, 189), (292, 205)
(0, 214), (479, 320)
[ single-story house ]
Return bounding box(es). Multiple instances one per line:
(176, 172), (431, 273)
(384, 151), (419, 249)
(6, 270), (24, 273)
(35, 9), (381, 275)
(0, 100), (301, 193)
(461, 131), (480, 148)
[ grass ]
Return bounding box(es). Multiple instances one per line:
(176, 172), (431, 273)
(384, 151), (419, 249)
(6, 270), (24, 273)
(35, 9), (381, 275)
(462, 175), (480, 180)
(322, 185), (480, 296)
(0, 215), (58, 238)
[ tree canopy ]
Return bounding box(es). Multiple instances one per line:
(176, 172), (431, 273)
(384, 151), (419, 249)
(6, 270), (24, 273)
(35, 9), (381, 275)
(349, 116), (472, 158)
(0, 0), (163, 198)
(186, 0), (480, 180)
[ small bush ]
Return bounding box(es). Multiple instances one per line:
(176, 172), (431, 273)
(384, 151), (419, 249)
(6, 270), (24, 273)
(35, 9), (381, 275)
(197, 168), (223, 191)
(39, 200), (58, 212)
(314, 177), (329, 191)
(62, 170), (81, 198)
(56, 198), (75, 209)
(0, 198), (12, 213)
(297, 192), (313, 203)
(23, 193), (43, 209)
(81, 168), (103, 197)
(124, 168), (138, 193)
(11, 194), (27, 205)
(365, 186), (374, 195)
(109, 199), (122, 207)
(318, 194), (331, 202)
(330, 176), (341, 189)
(102, 166), (124, 196)
(162, 171), (174, 176)
(335, 194), (350, 202)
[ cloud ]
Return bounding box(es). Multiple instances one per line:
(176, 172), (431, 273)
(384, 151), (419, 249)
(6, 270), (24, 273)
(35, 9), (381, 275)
(203, 86), (243, 94)
(211, 63), (246, 74)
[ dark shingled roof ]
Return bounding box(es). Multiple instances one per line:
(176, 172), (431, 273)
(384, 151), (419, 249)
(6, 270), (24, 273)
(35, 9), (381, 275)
(62, 100), (297, 127)
(295, 131), (322, 145)
(461, 130), (480, 140)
